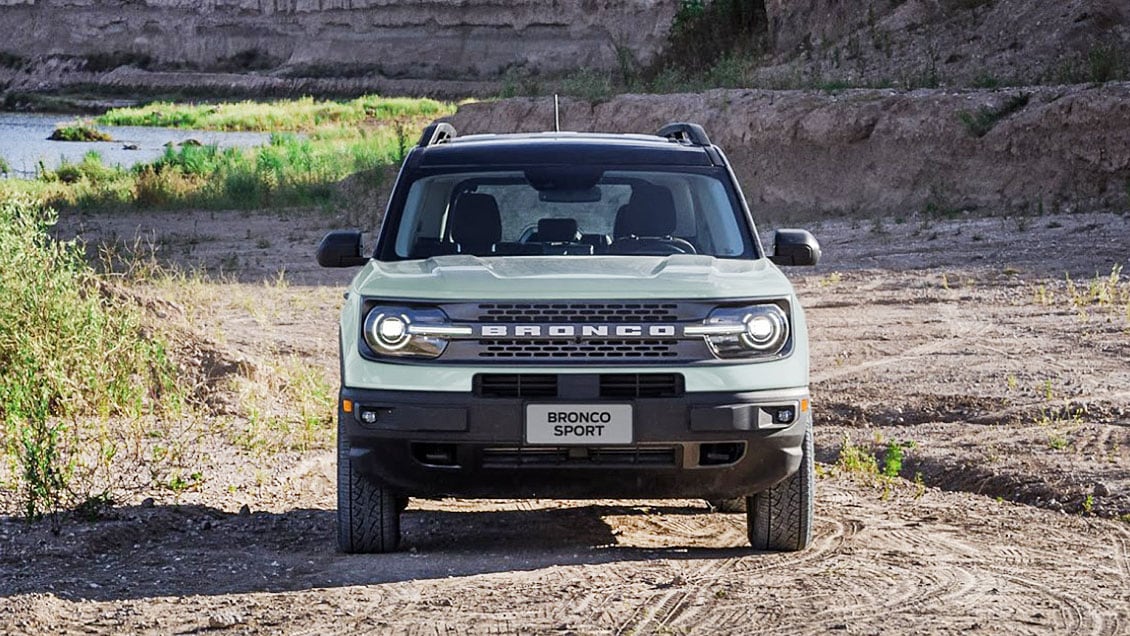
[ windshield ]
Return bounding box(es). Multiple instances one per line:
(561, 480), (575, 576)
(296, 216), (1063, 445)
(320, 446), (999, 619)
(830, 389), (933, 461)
(378, 168), (758, 260)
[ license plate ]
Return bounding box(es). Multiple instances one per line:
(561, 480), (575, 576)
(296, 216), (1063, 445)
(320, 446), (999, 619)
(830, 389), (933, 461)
(525, 404), (633, 445)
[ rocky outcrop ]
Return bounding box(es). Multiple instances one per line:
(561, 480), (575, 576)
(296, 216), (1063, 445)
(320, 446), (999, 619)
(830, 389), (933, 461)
(450, 85), (1130, 218)
(760, 0), (1130, 88)
(0, 0), (679, 96)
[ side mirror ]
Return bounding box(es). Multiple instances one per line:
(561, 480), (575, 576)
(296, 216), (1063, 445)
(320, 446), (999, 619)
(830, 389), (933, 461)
(769, 229), (821, 267)
(317, 230), (369, 268)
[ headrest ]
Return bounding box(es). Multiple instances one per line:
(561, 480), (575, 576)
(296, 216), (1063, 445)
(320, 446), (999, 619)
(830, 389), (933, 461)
(536, 218), (581, 243)
(450, 192), (502, 247)
(614, 184), (677, 238)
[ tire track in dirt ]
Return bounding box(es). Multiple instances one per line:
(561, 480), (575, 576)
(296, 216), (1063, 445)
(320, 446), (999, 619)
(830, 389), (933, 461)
(810, 302), (980, 385)
(612, 512), (854, 634)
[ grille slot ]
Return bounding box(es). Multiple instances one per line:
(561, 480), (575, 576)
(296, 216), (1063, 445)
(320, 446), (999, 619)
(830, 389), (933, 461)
(481, 446), (677, 467)
(478, 339), (679, 359)
(478, 303), (679, 323)
(475, 374), (558, 398)
(599, 374), (684, 398)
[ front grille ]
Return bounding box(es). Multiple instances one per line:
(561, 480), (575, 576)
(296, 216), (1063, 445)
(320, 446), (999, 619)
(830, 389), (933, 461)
(474, 373), (684, 398)
(481, 446), (677, 467)
(478, 339), (679, 359)
(475, 374), (558, 398)
(478, 303), (679, 323)
(600, 374), (684, 398)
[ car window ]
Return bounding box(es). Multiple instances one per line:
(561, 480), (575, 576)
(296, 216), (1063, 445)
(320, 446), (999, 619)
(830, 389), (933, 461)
(385, 168), (754, 260)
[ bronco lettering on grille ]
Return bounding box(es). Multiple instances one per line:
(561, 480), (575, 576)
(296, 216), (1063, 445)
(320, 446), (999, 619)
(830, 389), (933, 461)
(478, 324), (677, 338)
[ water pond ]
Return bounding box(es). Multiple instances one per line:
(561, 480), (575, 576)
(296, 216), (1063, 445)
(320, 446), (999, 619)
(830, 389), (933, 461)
(0, 113), (272, 177)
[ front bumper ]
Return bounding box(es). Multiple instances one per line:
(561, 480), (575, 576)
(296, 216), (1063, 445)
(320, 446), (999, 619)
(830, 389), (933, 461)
(340, 383), (811, 500)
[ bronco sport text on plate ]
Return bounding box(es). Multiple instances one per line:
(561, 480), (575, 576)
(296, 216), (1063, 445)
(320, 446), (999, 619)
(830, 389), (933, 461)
(317, 121), (821, 553)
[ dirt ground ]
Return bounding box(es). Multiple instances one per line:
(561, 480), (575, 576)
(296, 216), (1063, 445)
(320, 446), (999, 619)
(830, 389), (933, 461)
(1, 207), (1128, 634)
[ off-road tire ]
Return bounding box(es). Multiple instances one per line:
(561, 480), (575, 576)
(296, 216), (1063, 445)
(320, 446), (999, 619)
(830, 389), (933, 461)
(337, 434), (401, 553)
(746, 426), (814, 551)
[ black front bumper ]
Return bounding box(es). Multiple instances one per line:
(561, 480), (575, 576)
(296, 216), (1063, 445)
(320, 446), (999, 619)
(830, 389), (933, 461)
(340, 384), (810, 500)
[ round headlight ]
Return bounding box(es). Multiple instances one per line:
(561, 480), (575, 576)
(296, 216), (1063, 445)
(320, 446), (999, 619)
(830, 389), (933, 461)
(741, 310), (786, 351)
(367, 312), (411, 350)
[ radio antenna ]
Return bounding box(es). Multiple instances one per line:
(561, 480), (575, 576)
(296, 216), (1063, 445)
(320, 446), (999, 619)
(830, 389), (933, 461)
(554, 94), (561, 132)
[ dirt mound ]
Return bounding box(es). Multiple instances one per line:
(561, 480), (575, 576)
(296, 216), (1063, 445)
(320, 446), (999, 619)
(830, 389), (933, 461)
(96, 278), (257, 414)
(450, 85), (1130, 219)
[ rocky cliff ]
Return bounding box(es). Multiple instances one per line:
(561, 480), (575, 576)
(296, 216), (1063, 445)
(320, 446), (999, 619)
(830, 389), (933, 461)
(0, 0), (679, 97)
(759, 0), (1130, 88)
(450, 86), (1130, 219)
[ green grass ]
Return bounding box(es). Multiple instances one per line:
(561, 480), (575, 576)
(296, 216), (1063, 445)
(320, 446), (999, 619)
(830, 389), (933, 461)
(97, 95), (452, 132)
(1, 95), (455, 212)
(0, 195), (183, 518)
(48, 121), (113, 142)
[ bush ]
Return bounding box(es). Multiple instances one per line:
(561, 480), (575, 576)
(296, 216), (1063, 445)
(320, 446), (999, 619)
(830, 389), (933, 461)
(48, 121), (113, 142)
(0, 196), (180, 518)
(656, 0), (768, 75)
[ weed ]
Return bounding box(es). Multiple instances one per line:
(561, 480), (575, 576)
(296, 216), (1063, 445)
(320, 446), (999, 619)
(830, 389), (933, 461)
(560, 68), (615, 103)
(0, 157), (9, 176)
(837, 435), (879, 476)
(958, 93), (1030, 138)
(0, 195), (183, 518)
(820, 272), (843, 287)
(1082, 494), (1094, 515)
(1086, 43), (1127, 83)
(881, 441), (908, 478)
(971, 71), (1001, 89)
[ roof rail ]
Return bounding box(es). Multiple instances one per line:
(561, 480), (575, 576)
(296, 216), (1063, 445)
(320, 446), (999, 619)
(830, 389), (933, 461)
(417, 122), (457, 148)
(656, 122), (711, 147)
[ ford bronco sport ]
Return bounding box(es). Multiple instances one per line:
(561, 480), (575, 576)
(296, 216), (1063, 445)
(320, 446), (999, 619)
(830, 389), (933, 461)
(317, 121), (821, 553)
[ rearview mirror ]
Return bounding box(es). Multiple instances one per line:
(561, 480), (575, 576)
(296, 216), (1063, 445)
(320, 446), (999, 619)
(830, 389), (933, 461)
(317, 230), (369, 268)
(769, 229), (821, 267)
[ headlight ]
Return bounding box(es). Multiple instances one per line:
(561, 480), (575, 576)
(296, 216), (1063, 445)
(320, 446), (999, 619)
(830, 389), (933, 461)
(686, 304), (790, 359)
(362, 305), (469, 359)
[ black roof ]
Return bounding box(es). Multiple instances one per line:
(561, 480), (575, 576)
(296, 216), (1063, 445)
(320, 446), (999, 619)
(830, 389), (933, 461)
(415, 132), (716, 168)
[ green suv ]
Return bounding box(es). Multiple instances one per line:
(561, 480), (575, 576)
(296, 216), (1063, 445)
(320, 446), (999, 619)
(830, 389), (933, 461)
(318, 122), (821, 553)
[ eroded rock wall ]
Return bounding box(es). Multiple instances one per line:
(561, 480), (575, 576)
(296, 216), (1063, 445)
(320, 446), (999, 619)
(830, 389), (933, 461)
(450, 86), (1130, 218)
(760, 0), (1130, 87)
(0, 0), (679, 83)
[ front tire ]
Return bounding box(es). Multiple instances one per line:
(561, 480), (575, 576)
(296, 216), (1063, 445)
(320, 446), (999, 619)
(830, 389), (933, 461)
(337, 434), (401, 553)
(746, 425), (814, 551)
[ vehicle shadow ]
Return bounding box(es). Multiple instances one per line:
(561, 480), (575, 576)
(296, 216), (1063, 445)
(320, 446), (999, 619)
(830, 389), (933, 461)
(0, 502), (757, 602)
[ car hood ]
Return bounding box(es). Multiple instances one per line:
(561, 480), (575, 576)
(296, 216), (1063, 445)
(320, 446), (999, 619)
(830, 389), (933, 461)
(349, 254), (796, 301)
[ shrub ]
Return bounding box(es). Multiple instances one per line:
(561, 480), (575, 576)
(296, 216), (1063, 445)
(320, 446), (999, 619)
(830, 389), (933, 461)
(48, 121), (113, 142)
(655, 0), (768, 76)
(0, 196), (180, 518)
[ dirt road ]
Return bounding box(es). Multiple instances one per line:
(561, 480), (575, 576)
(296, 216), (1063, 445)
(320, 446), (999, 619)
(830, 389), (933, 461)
(2, 208), (1128, 634)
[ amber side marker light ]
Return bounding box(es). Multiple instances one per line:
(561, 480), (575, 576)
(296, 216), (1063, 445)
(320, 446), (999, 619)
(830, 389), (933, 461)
(343, 399), (353, 413)
(800, 398), (809, 413)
